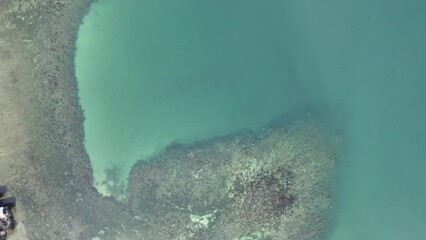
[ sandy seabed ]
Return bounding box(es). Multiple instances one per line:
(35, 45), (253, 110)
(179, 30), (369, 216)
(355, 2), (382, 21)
(0, 1), (339, 239)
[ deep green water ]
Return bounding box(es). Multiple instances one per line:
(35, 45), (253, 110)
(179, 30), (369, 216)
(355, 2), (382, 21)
(75, 0), (426, 238)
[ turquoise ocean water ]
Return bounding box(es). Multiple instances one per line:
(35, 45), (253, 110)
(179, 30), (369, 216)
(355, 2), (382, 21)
(75, 0), (426, 238)
(76, 0), (305, 196)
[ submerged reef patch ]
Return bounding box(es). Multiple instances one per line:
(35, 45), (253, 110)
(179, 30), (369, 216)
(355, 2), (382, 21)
(128, 115), (338, 239)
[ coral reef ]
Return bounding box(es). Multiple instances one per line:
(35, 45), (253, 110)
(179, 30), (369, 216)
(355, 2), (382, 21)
(0, 1), (339, 239)
(127, 116), (338, 239)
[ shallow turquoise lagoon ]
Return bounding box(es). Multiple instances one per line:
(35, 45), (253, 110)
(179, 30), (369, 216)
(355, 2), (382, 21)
(75, 0), (305, 197)
(76, 0), (426, 238)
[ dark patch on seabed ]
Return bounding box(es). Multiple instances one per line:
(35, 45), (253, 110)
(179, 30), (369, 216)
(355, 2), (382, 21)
(0, 1), (338, 239)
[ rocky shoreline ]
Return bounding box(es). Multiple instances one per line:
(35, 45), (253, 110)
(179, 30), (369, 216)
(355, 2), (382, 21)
(0, 1), (339, 239)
